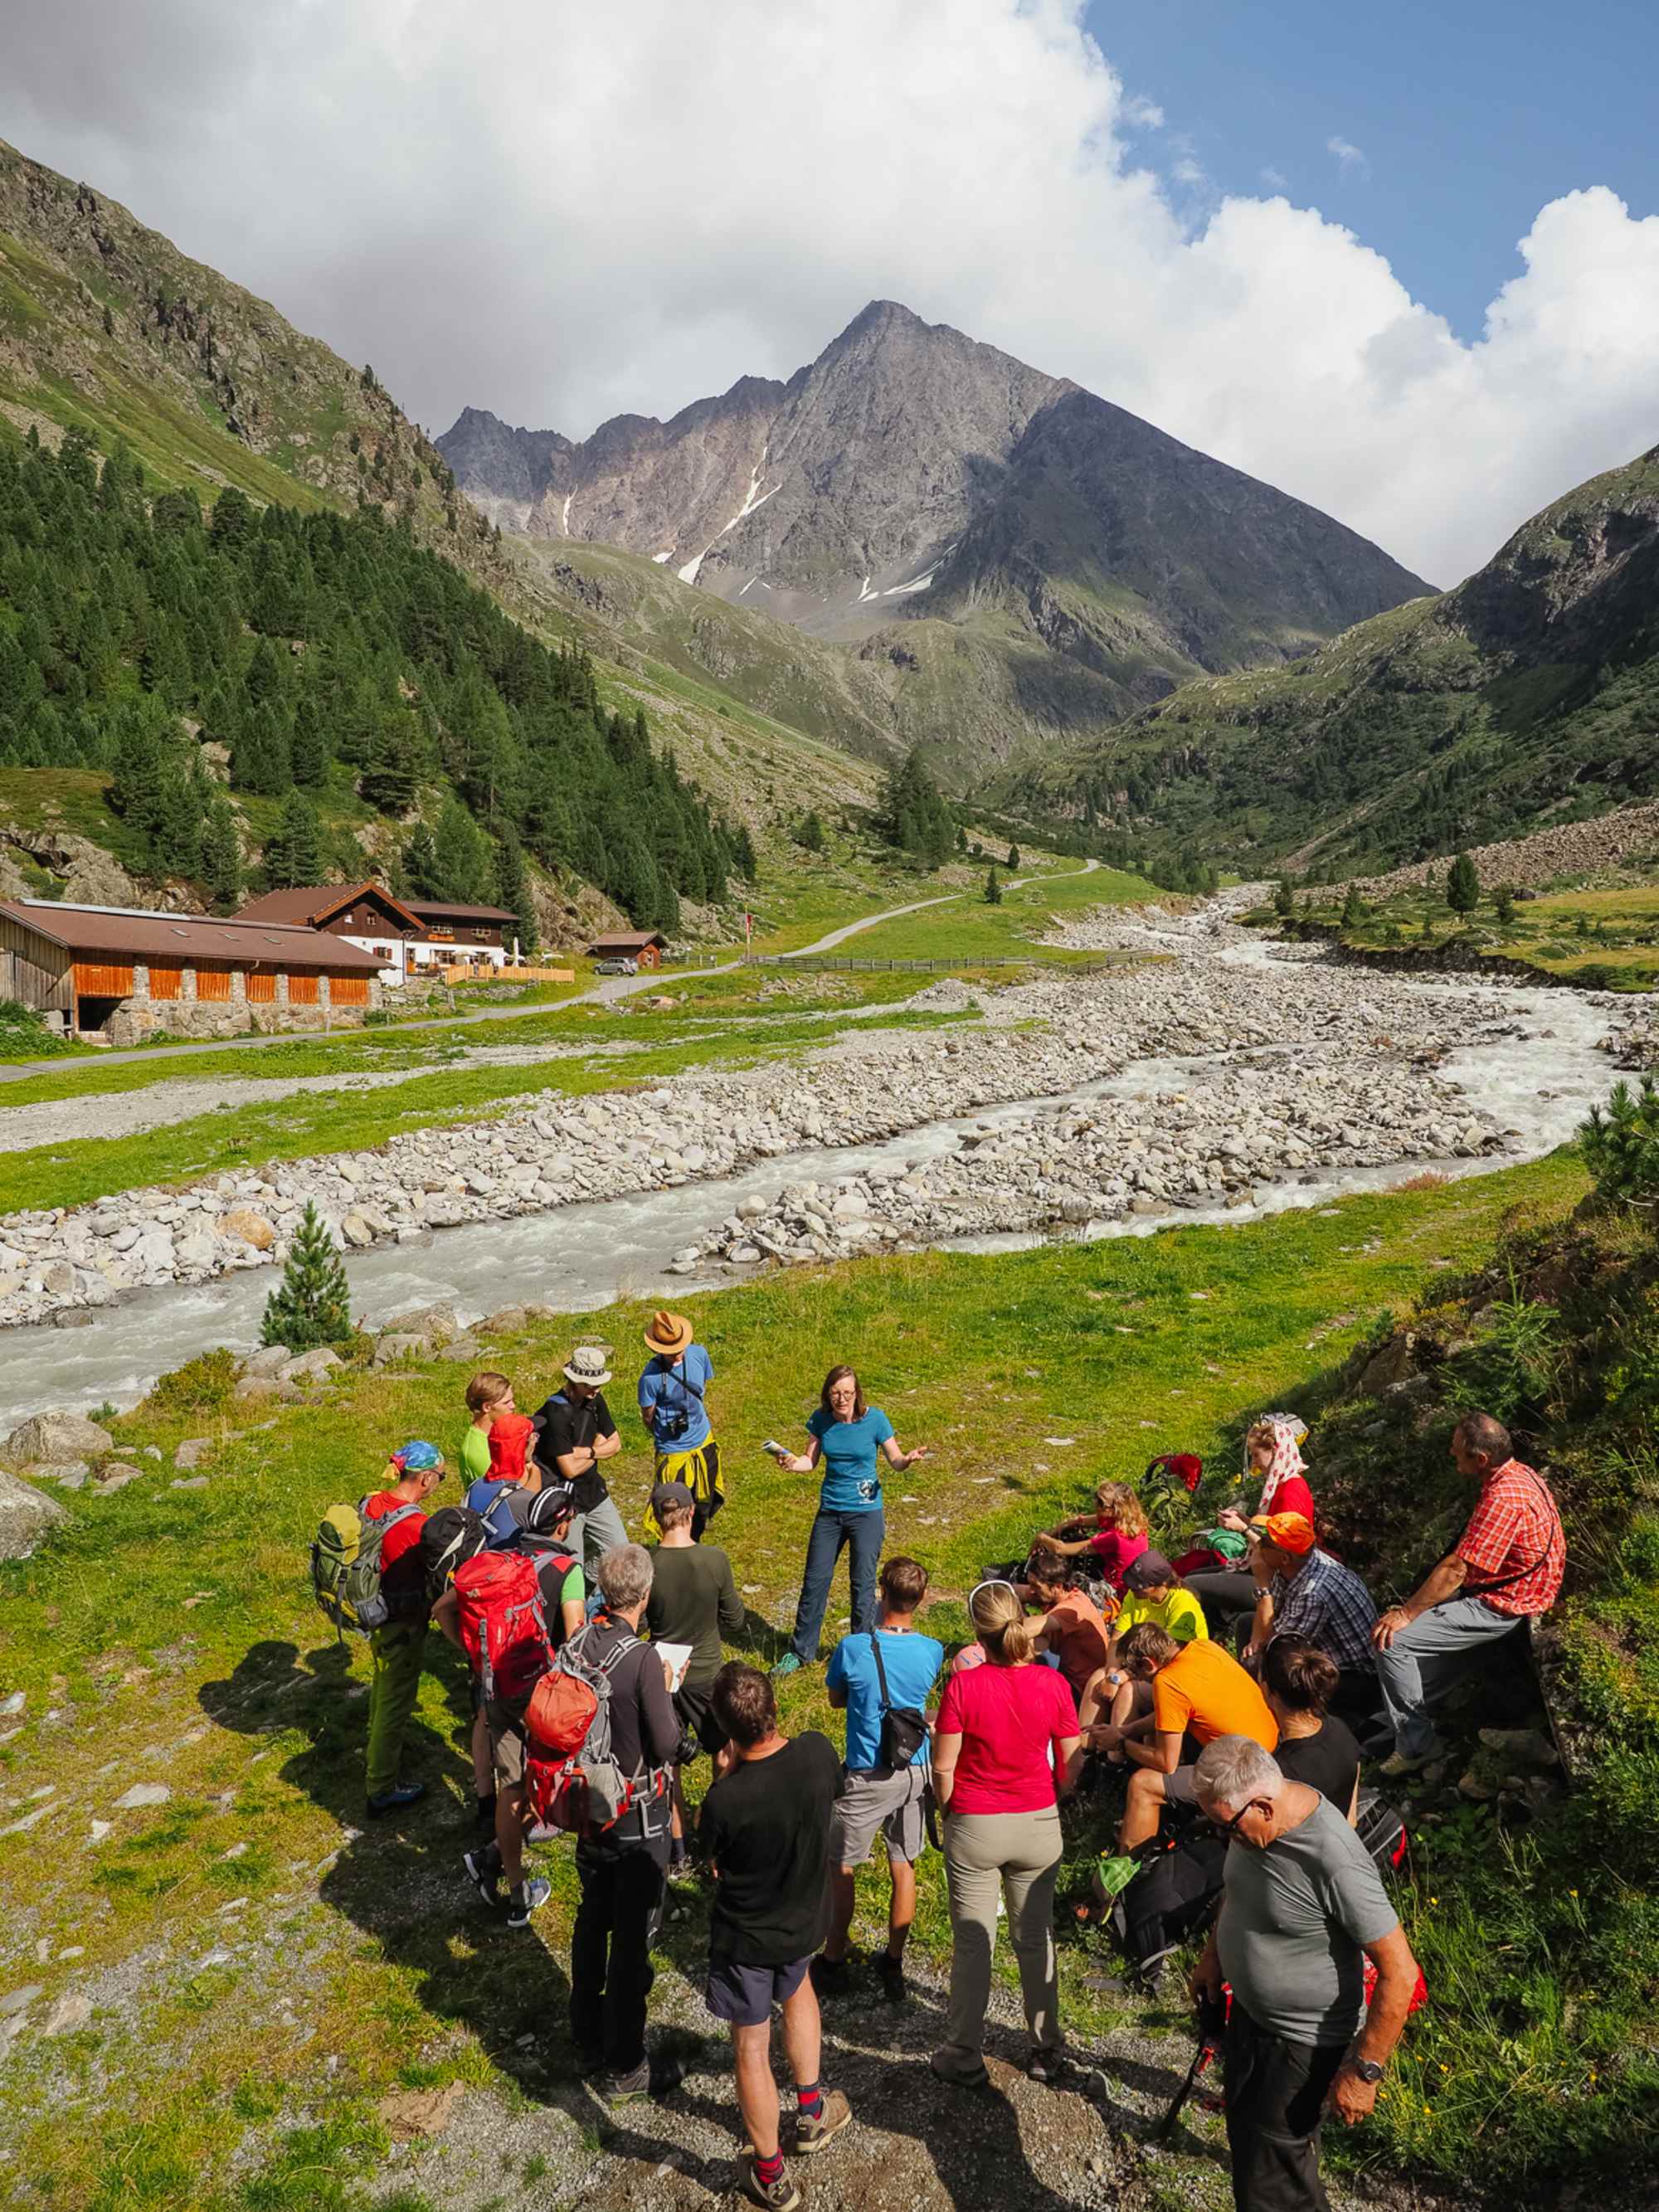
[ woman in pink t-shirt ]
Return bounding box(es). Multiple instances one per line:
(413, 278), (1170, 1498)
(929, 1580), (1082, 2088)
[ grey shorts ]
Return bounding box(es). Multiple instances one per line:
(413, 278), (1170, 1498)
(1162, 1762), (1198, 1806)
(484, 1694), (531, 1787)
(705, 1954), (810, 2027)
(830, 1762), (929, 1867)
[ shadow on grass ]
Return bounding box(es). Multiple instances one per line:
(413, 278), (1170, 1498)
(199, 1636), (582, 2107)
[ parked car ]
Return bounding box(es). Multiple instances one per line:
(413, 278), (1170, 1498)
(594, 956), (638, 975)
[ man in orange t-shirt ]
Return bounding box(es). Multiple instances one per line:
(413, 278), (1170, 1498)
(1089, 1620), (1277, 1854)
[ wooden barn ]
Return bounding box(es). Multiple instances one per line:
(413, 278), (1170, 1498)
(0, 900), (384, 1041)
(585, 930), (669, 971)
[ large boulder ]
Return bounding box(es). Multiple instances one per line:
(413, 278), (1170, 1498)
(3, 1411), (114, 1465)
(387, 1302), (461, 1345)
(0, 1467), (68, 1560)
(220, 1208), (276, 1252)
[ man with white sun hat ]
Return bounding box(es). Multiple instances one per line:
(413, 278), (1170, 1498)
(530, 1344), (630, 1573)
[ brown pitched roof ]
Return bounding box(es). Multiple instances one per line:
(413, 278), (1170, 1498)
(586, 931), (669, 951)
(235, 882), (422, 931)
(404, 899), (518, 925)
(0, 902), (382, 972)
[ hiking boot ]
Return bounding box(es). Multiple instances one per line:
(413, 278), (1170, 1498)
(810, 1952), (852, 1998)
(1026, 2047), (1070, 2087)
(739, 2159), (800, 2212)
(795, 2088), (851, 2154)
(462, 1845), (505, 1908)
(770, 1654), (802, 1680)
(1379, 1748), (1438, 1779)
(875, 1952), (906, 2005)
(506, 1876), (551, 1928)
(365, 1781), (426, 1817)
(929, 2045), (990, 2090)
(597, 2059), (652, 2107)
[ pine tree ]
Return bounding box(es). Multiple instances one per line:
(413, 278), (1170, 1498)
(359, 718), (416, 814)
(493, 827), (538, 955)
(1007, 844), (1021, 870)
(793, 809), (825, 853)
(289, 695), (329, 788)
(202, 797), (241, 907)
(1340, 883), (1365, 926)
(1273, 878), (1296, 918)
(1447, 852), (1480, 915)
(878, 746), (953, 867)
(1494, 885), (1517, 928)
(260, 1201), (353, 1349)
(265, 791), (324, 887)
(401, 821), (440, 897)
(985, 865), (1002, 905)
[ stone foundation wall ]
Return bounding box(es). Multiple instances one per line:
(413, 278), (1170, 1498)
(98, 966), (376, 1046)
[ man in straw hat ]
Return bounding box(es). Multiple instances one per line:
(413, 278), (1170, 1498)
(638, 1310), (724, 1542)
(529, 1345), (630, 1577)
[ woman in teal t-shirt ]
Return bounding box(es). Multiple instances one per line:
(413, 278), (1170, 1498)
(771, 1364), (928, 1677)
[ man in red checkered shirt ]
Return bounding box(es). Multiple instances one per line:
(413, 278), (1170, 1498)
(1370, 1412), (1564, 1776)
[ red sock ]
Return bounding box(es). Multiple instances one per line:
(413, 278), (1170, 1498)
(797, 2081), (822, 2119)
(756, 2149), (785, 2185)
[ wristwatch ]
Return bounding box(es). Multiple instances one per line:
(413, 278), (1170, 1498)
(1350, 2058), (1385, 2084)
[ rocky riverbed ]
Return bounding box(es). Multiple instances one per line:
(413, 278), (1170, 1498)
(0, 892), (1637, 1332)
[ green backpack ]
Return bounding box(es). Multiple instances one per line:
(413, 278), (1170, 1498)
(312, 1496), (422, 1636)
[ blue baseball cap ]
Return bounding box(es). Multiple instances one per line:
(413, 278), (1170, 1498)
(391, 1440), (444, 1473)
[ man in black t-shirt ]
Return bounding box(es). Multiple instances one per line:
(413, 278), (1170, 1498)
(530, 1345), (629, 1575)
(568, 1544), (684, 2107)
(700, 1664), (852, 2210)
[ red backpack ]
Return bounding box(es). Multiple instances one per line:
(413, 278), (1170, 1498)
(523, 1623), (672, 1840)
(452, 1550), (552, 1703)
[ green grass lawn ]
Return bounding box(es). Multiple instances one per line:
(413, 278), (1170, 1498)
(835, 861), (1151, 965)
(0, 1147), (1608, 2210)
(1298, 879), (1659, 992)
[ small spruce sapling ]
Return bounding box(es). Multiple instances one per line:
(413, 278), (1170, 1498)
(260, 1201), (353, 1351)
(985, 865), (1002, 905)
(1447, 852), (1480, 916)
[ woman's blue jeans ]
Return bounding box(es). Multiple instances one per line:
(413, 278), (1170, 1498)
(789, 1507), (884, 1663)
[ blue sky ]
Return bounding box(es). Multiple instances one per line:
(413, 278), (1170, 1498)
(1088, 0), (1659, 338)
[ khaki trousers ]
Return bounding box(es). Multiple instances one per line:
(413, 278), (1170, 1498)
(941, 1805), (1063, 2058)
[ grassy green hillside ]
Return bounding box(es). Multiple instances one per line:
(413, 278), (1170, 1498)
(990, 442), (1659, 878)
(0, 139), (907, 922)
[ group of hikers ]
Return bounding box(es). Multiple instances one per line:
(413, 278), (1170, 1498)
(321, 1320), (1568, 2212)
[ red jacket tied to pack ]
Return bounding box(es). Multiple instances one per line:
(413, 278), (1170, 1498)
(487, 1411), (536, 1484)
(452, 1550), (552, 1702)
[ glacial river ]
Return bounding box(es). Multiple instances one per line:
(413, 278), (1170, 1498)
(0, 951), (1623, 1428)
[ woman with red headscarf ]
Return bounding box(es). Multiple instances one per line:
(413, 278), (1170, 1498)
(1181, 1415), (1314, 1635)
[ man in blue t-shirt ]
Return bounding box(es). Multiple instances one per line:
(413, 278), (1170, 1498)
(813, 1556), (943, 2006)
(638, 1310), (723, 1541)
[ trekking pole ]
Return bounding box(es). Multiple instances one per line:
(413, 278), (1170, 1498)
(1153, 1994), (1227, 2142)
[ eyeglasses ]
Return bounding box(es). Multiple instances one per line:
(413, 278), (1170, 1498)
(1204, 1799), (1262, 1836)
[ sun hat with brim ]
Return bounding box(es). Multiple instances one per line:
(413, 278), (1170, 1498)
(391, 1440), (444, 1473)
(563, 1347), (613, 1388)
(1262, 1511), (1316, 1554)
(644, 1310), (694, 1357)
(1123, 1549), (1176, 1592)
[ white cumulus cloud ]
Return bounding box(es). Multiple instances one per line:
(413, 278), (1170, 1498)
(1, 0), (1656, 586)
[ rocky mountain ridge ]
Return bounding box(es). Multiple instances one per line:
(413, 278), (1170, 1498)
(440, 301), (1431, 766)
(992, 440), (1659, 873)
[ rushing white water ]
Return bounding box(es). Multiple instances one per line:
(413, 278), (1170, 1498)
(0, 960), (1624, 1428)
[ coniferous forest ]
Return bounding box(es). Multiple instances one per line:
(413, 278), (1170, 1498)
(0, 427), (756, 933)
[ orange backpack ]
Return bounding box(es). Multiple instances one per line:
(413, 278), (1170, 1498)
(523, 1623), (671, 1838)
